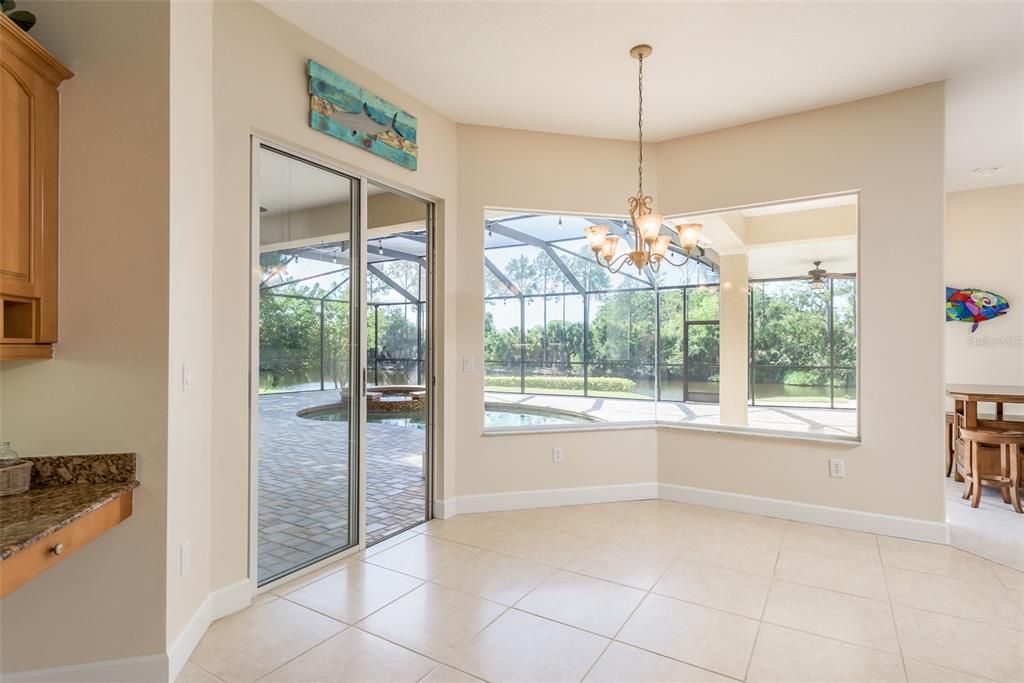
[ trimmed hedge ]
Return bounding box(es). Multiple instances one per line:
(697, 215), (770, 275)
(485, 375), (636, 393)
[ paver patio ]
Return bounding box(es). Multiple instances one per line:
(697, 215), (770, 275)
(258, 390), (426, 584)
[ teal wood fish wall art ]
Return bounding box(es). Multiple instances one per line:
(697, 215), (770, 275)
(946, 287), (1010, 332)
(307, 60), (418, 170)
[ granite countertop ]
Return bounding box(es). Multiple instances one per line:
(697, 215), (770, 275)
(0, 453), (138, 560)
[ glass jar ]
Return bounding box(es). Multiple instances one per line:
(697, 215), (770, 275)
(0, 441), (21, 464)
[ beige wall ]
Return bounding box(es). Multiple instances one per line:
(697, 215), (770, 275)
(656, 84), (946, 522)
(209, 0), (459, 595)
(0, 0), (171, 672)
(742, 204), (857, 246)
(454, 125), (661, 498)
(167, 0), (214, 651)
(946, 184), (1024, 415)
(718, 254), (749, 426)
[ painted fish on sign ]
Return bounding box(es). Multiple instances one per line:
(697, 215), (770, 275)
(307, 60), (418, 170)
(946, 287), (1010, 332)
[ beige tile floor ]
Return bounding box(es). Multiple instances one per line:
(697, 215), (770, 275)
(183, 499), (1024, 683)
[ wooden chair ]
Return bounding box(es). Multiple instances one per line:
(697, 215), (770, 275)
(957, 428), (1024, 513)
(944, 411), (955, 477)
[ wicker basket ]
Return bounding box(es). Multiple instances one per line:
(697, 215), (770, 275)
(0, 460), (32, 497)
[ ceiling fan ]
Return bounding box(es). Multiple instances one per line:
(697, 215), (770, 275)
(804, 261), (855, 289)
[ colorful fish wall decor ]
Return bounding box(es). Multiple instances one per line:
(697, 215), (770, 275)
(946, 287), (1009, 332)
(307, 60), (418, 170)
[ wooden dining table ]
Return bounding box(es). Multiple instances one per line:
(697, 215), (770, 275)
(946, 384), (1024, 429)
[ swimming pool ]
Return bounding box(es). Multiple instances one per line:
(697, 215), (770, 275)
(300, 403), (597, 428)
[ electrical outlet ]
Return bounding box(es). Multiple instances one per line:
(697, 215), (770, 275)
(462, 356), (474, 373)
(179, 541), (190, 576)
(181, 363), (192, 392)
(829, 458), (845, 478)
(552, 447), (564, 464)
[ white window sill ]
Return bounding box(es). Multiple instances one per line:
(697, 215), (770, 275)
(482, 420), (860, 445)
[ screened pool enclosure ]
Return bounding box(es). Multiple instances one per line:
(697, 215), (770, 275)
(481, 212), (857, 411)
(259, 234), (428, 394)
(260, 212), (857, 412)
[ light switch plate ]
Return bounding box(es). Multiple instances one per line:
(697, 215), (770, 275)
(179, 541), (190, 576)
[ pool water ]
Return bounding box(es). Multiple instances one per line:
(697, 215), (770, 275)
(304, 405), (595, 428)
(483, 408), (593, 428)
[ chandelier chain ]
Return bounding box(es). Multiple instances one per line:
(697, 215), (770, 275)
(637, 52), (644, 196)
(583, 44), (703, 274)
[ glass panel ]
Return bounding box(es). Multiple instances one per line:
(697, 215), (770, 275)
(653, 254), (720, 288)
(484, 298), (522, 373)
(832, 278), (857, 368)
(258, 295), (324, 393)
(752, 281), (830, 366)
(833, 368), (858, 408)
(687, 323), (720, 367)
(687, 366), (720, 403)
(659, 365), (686, 401)
(687, 286), (720, 321)
(365, 183), (430, 544)
(523, 362), (586, 394)
(588, 291), (656, 399)
(484, 361), (523, 393)
(658, 290), (686, 366)
(752, 366), (832, 407)
(257, 146), (357, 585)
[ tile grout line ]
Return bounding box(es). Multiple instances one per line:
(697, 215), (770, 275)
(574, 539), (681, 682)
(576, 504), (752, 683)
(741, 519), (788, 682)
(198, 501), (1021, 682)
(877, 534), (910, 683)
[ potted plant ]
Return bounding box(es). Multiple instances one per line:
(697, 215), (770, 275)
(3, 1), (36, 32)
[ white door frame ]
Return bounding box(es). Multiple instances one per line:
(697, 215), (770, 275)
(248, 134), (437, 594)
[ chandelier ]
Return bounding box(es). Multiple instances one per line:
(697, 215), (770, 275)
(584, 45), (703, 273)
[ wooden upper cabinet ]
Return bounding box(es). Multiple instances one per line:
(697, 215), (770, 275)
(0, 14), (72, 360)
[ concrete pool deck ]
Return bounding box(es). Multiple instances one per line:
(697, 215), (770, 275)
(485, 392), (858, 438)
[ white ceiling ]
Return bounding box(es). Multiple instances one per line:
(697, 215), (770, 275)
(260, 1), (1022, 192)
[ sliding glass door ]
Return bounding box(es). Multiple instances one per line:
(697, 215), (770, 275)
(255, 144), (361, 585)
(364, 182), (433, 544)
(253, 142), (435, 586)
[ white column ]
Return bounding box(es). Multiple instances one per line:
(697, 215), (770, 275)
(719, 253), (749, 426)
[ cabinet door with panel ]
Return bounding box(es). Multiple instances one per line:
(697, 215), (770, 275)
(0, 14), (71, 358)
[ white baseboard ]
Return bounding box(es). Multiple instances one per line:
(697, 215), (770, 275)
(1, 655), (168, 683)
(448, 482), (659, 515)
(167, 601), (210, 683)
(435, 481), (946, 544)
(4, 579), (254, 683)
(208, 578), (254, 621)
(433, 498), (453, 519)
(659, 483), (949, 543)
(167, 578), (253, 682)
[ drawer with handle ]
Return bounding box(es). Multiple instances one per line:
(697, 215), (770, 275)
(0, 490), (133, 597)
